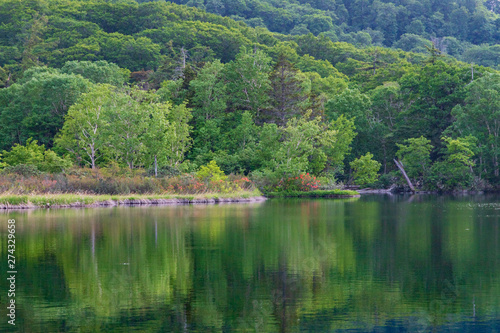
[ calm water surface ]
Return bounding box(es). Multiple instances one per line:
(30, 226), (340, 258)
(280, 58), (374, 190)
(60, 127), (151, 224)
(1, 195), (500, 332)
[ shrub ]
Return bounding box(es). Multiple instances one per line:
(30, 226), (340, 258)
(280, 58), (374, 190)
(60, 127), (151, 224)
(267, 189), (359, 197)
(146, 165), (181, 177)
(161, 174), (208, 194)
(2, 164), (41, 177)
(160, 173), (253, 194)
(197, 161), (227, 183)
(350, 153), (381, 185)
(317, 176), (343, 190)
(276, 173), (321, 192)
(66, 175), (160, 194)
(229, 174), (253, 191)
(0, 166), (255, 195)
(249, 169), (280, 193)
(0, 173), (59, 194)
(1, 138), (72, 173)
(370, 172), (398, 189)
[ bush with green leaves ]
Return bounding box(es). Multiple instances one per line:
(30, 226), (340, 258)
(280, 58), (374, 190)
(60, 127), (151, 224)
(196, 160), (227, 183)
(396, 136), (433, 183)
(1, 139), (72, 173)
(1, 164), (42, 177)
(350, 153), (381, 186)
(428, 136), (476, 191)
(370, 172), (398, 189)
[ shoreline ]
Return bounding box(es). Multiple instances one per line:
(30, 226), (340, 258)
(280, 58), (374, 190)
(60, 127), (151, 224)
(0, 189), (371, 210)
(266, 189), (360, 198)
(0, 192), (267, 210)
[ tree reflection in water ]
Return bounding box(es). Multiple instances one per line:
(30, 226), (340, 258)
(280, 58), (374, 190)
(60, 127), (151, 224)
(1, 195), (500, 332)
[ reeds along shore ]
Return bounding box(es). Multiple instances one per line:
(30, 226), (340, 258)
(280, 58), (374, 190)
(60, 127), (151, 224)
(0, 169), (265, 209)
(0, 191), (266, 210)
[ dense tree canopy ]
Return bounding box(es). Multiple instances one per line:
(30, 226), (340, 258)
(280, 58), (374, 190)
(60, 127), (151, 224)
(164, 0), (500, 67)
(0, 0), (499, 191)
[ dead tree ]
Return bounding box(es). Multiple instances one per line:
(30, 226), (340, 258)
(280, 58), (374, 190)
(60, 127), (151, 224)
(394, 159), (416, 192)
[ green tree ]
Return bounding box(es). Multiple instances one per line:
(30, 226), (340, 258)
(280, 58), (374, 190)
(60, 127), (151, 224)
(197, 160), (227, 182)
(323, 115), (357, 173)
(222, 111), (260, 174)
(264, 53), (310, 125)
(396, 61), (477, 151)
(1, 138), (72, 173)
(161, 103), (193, 167)
(0, 70), (92, 150)
(61, 60), (129, 86)
(393, 34), (432, 53)
(429, 136), (476, 190)
(156, 79), (186, 106)
(450, 73), (500, 178)
(325, 88), (373, 160)
(102, 90), (147, 169)
(396, 136), (433, 184)
(143, 102), (192, 176)
(369, 82), (404, 171)
(225, 47), (271, 117)
(350, 152), (381, 185)
(259, 110), (355, 179)
(302, 14), (333, 35)
(373, 1), (398, 46)
(462, 45), (500, 69)
(20, 13), (55, 70)
(190, 60), (227, 121)
(55, 84), (113, 169)
(57, 32), (162, 71)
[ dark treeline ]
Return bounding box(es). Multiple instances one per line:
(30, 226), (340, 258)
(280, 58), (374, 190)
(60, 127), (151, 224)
(0, 0), (500, 192)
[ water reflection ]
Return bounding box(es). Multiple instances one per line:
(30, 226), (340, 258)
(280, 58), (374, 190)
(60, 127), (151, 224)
(1, 195), (500, 332)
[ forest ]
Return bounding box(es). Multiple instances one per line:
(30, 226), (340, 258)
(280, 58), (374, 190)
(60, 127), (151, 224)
(0, 0), (500, 194)
(164, 0), (500, 67)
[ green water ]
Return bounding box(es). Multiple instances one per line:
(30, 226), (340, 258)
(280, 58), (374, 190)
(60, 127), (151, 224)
(1, 195), (500, 332)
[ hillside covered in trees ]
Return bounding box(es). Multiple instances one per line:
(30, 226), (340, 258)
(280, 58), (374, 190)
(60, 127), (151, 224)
(1, 0), (500, 192)
(164, 0), (500, 68)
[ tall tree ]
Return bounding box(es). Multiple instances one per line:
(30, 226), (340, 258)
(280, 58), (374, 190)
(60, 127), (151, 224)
(225, 47), (271, 118)
(263, 54), (310, 125)
(189, 60), (227, 121)
(0, 69), (92, 150)
(55, 84), (113, 169)
(21, 13), (54, 70)
(143, 102), (192, 175)
(396, 61), (475, 153)
(103, 90), (147, 169)
(450, 74), (500, 178)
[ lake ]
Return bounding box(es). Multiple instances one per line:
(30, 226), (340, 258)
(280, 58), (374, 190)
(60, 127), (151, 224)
(1, 195), (500, 332)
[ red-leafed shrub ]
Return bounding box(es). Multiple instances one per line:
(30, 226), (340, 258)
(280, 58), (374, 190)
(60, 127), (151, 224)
(276, 173), (321, 192)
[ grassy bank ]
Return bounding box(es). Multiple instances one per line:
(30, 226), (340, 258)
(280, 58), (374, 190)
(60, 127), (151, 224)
(266, 189), (360, 198)
(0, 189), (264, 209)
(0, 168), (360, 209)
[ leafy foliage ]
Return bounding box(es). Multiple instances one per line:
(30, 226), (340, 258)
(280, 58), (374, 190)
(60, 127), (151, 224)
(276, 173), (320, 192)
(0, 0), (499, 191)
(396, 136), (433, 182)
(1, 138), (72, 173)
(197, 160), (227, 182)
(350, 152), (381, 185)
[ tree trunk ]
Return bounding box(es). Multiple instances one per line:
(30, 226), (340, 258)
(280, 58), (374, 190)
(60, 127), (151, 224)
(154, 155), (158, 178)
(394, 159), (416, 192)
